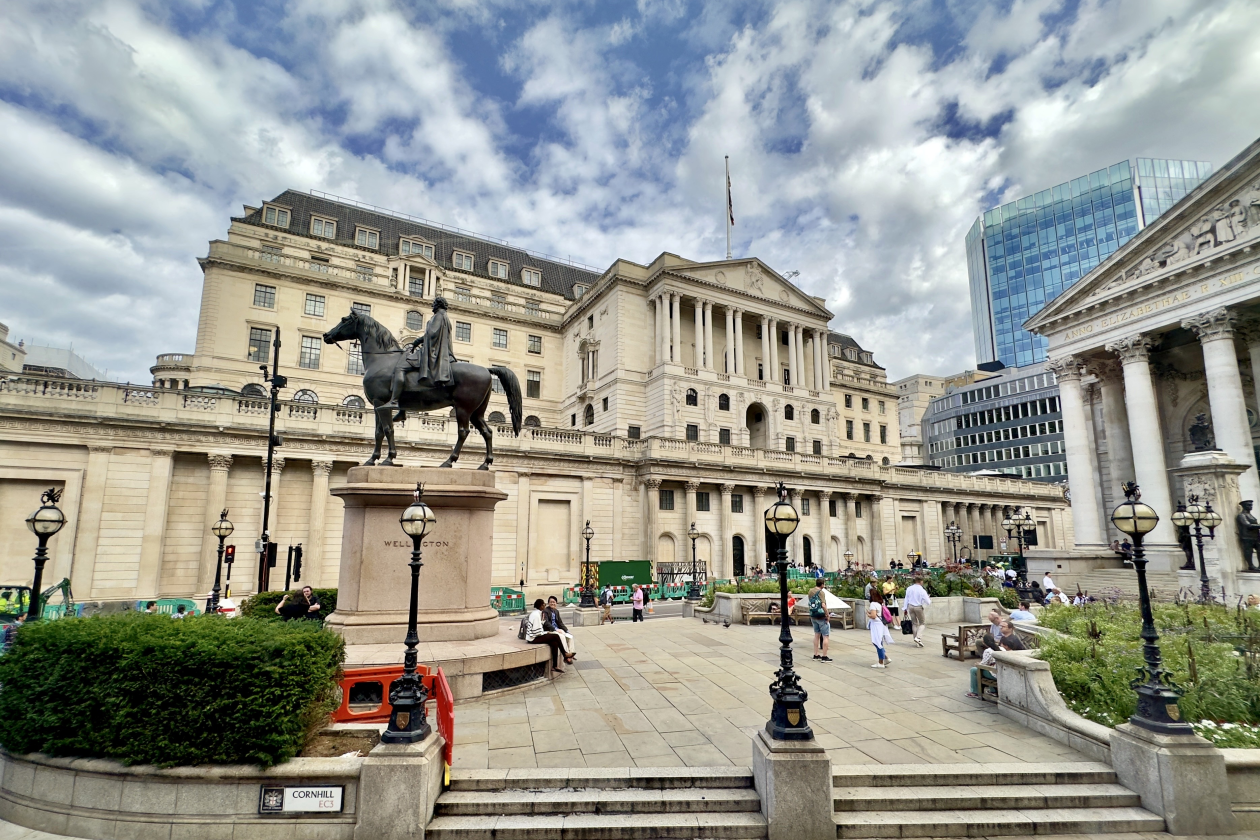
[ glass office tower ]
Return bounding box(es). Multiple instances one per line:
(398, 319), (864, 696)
(968, 158), (1212, 367)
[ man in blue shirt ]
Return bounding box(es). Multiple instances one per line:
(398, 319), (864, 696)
(1009, 601), (1037, 623)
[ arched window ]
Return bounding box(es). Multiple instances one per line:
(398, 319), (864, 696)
(241, 383), (266, 398)
(718, 393), (730, 411)
(293, 389), (318, 404)
(524, 415), (541, 428)
(489, 411), (506, 423)
(342, 395), (365, 408)
(784, 404), (794, 421)
(405, 310), (424, 331)
(810, 408), (820, 424)
(847, 452), (857, 458)
(686, 388), (698, 406)
(865, 454), (874, 461)
(882, 456), (890, 465)
(583, 404), (595, 426)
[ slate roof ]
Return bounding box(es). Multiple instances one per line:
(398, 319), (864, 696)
(237, 190), (601, 300)
(828, 331), (884, 370)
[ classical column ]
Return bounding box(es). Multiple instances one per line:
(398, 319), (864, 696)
(753, 486), (767, 568)
(760, 315), (771, 380)
(136, 448), (175, 598)
(789, 488), (804, 563)
(719, 484), (734, 579)
(812, 330), (822, 391)
(654, 295), (664, 366)
(1048, 355), (1106, 546)
(819, 491), (833, 570)
(769, 318), (780, 382)
(703, 302), (714, 370)
(869, 494), (884, 567)
(725, 307), (735, 374)
(734, 310), (745, 376)
(693, 300), (704, 368)
(264, 456), (285, 541)
(307, 460), (333, 586)
(796, 326), (806, 388)
(612, 477), (624, 563)
(1241, 322), (1260, 442)
(71, 446), (112, 596)
(787, 325), (798, 387)
(670, 293), (682, 363)
(1183, 308), (1260, 504)
(197, 454), (232, 594)
(1104, 336), (1176, 545)
(644, 478), (662, 570)
(1091, 359), (1136, 508)
(516, 472), (531, 584)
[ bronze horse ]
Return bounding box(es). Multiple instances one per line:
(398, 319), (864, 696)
(322, 310), (522, 469)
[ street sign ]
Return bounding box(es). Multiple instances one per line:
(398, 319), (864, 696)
(259, 785), (343, 813)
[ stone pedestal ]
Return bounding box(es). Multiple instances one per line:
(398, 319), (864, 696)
(354, 732), (446, 840)
(572, 606), (603, 627)
(1171, 450), (1250, 598)
(1110, 722), (1236, 836)
(327, 467), (507, 644)
(962, 596), (1001, 623)
(752, 729), (833, 840)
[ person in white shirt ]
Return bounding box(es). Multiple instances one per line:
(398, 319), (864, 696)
(525, 599), (573, 672)
(868, 606), (889, 669)
(1042, 573), (1056, 592)
(903, 575), (931, 647)
(1049, 587), (1070, 605)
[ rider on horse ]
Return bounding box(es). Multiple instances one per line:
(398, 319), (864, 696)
(383, 296), (456, 410)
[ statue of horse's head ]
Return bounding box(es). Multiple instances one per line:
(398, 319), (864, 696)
(323, 309), (399, 352)
(322, 310), (361, 345)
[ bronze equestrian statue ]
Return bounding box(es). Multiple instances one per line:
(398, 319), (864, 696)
(322, 300), (522, 469)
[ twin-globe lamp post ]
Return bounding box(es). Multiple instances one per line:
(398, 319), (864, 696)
(1171, 495), (1222, 603)
(1110, 481), (1194, 735)
(763, 482), (811, 740)
(687, 522), (702, 601)
(580, 521), (596, 608)
(25, 488), (67, 622)
(944, 521), (962, 563)
(208, 509), (234, 615)
(383, 483), (437, 744)
(1002, 508), (1033, 588)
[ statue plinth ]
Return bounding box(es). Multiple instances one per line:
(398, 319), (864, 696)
(326, 467), (507, 644)
(1171, 450), (1249, 597)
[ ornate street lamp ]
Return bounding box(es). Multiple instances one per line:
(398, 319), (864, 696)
(944, 521), (962, 563)
(25, 488), (67, 622)
(383, 483), (437, 744)
(763, 482), (811, 740)
(1171, 496), (1222, 603)
(1111, 482), (1192, 735)
(843, 549), (855, 569)
(686, 522), (702, 601)
(207, 509), (234, 614)
(580, 521), (596, 608)
(1003, 508), (1032, 590)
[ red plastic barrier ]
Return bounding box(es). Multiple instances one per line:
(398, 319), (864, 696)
(434, 667), (454, 768)
(332, 664), (455, 767)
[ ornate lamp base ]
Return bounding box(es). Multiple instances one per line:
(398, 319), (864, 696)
(767, 685), (813, 741)
(1130, 683), (1194, 736)
(381, 676), (431, 744)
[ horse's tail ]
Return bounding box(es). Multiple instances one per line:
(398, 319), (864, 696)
(489, 366), (523, 436)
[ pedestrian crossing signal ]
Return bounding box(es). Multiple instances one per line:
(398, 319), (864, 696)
(224, 545), (236, 564)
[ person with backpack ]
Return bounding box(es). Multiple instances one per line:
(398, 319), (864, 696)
(599, 584), (614, 624)
(808, 584), (832, 662)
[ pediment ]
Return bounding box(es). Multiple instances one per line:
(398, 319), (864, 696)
(662, 258), (832, 316)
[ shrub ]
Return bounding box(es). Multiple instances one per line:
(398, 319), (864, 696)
(0, 614), (344, 767)
(240, 588), (338, 621)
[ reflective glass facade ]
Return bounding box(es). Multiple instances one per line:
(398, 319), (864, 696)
(969, 158), (1211, 367)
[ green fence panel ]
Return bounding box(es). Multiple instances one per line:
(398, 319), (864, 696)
(598, 561), (652, 587)
(490, 587), (525, 614)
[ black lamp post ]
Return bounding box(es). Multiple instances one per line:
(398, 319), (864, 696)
(24, 488), (67, 622)
(1002, 508), (1032, 589)
(382, 483), (437, 744)
(580, 520), (596, 608)
(843, 549), (854, 570)
(1171, 496), (1221, 604)
(687, 522), (702, 601)
(1111, 481), (1193, 735)
(945, 521), (962, 563)
(764, 482), (811, 740)
(208, 509), (234, 614)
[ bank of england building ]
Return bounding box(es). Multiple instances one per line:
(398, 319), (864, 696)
(0, 190), (1068, 603)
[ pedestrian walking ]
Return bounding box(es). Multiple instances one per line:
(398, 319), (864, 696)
(868, 606), (888, 669)
(808, 584), (832, 662)
(599, 584), (614, 625)
(631, 584), (645, 622)
(903, 574), (931, 647)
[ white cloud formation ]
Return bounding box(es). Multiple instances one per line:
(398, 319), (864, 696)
(0, 0), (1258, 384)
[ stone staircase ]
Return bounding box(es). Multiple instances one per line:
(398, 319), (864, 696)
(427, 767), (767, 839)
(832, 762), (1164, 838)
(1074, 568), (1213, 600)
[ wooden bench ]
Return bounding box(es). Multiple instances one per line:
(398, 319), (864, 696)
(941, 623), (989, 660)
(976, 630), (1042, 703)
(741, 599), (776, 625)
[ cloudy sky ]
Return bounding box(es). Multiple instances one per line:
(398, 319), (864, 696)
(2, 0), (1259, 383)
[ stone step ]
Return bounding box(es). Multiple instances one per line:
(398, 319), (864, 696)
(833, 783), (1139, 812)
(437, 786), (762, 816)
(426, 812), (768, 840)
(833, 806), (1164, 838)
(1075, 569), (1216, 599)
(448, 766), (753, 791)
(831, 761), (1117, 788)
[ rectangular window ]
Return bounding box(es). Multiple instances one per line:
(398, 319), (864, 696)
(454, 286), (472, 302)
(785, 436), (796, 452)
(247, 327), (272, 362)
(781, 331), (789, 345)
(299, 335), (321, 370)
(527, 335), (542, 354)
(627, 425), (641, 439)
(659, 489), (675, 510)
(491, 376), (505, 395)
(347, 343), (365, 375)
(802, 498), (810, 516)
(455, 321), (472, 343)
(355, 228), (379, 249)
(828, 499), (837, 517)
(400, 239), (434, 259)
(492, 328), (508, 349)
(355, 263), (374, 283)
(686, 424), (699, 441)
(813, 439), (822, 455)
(489, 260), (508, 279)
(304, 294), (325, 317)
(719, 428), (731, 445)
(731, 494), (744, 513)
(351, 302), (371, 318)
(408, 274), (425, 297)
(527, 370), (541, 398)
(526, 300), (541, 317)
(844, 394), (852, 408)
(878, 400), (886, 414)
(253, 284), (276, 308)
(522, 268), (542, 287)
(491, 293), (506, 310)
(696, 492), (711, 512)
(783, 369), (791, 386)
(863, 422), (871, 442)
(452, 251), (474, 271)
(846, 420), (854, 440)
(856, 501), (863, 518)
(260, 244), (282, 263)
(574, 285), (587, 298)
(263, 206), (290, 228)
(602, 397), (609, 411)
(861, 397), (870, 411)
(308, 255), (329, 272)
(879, 425), (887, 445)
(310, 217), (336, 238)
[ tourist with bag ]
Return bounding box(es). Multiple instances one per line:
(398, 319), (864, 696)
(808, 585), (832, 662)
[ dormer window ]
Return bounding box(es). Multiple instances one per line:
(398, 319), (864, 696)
(844, 348), (858, 361)
(574, 285), (588, 299)
(262, 205), (290, 228)
(489, 259), (509, 279)
(355, 227), (379, 249)
(522, 268), (542, 287)
(400, 239), (434, 259)
(310, 216), (336, 238)
(452, 251), (474, 271)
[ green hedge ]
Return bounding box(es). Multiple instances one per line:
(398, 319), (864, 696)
(0, 614), (344, 767)
(240, 589), (338, 621)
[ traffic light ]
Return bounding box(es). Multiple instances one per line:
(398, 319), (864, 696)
(224, 545), (236, 565)
(292, 545), (303, 582)
(270, 433), (283, 448)
(267, 542), (278, 568)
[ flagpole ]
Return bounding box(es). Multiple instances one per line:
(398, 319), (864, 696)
(725, 156), (733, 260)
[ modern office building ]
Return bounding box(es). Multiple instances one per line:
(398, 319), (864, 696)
(923, 361), (1066, 483)
(968, 158), (1212, 367)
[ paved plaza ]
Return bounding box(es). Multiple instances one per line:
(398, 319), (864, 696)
(451, 614), (1088, 770)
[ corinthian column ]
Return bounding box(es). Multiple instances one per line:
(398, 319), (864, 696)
(703, 302), (714, 370)
(308, 460), (333, 586)
(769, 318), (780, 382)
(753, 486), (767, 568)
(789, 488), (804, 563)
(819, 491), (833, 570)
(719, 484), (734, 579)
(670, 293), (682, 363)
(725, 307), (735, 374)
(1182, 308), (1260, 504)
(137, 448), (175, 598)
(734, 310), (745, 376)
(787, 325), (798, 386)
(645, 478), (662, 571)
(198, 454), (232, 594)
(760, 315), (771, 380)
(1089, 358), (1135, 510)
(1104, 335), (1176, 546)
(1048, 355), (1105, 546)
(693, 300), (704, 368)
